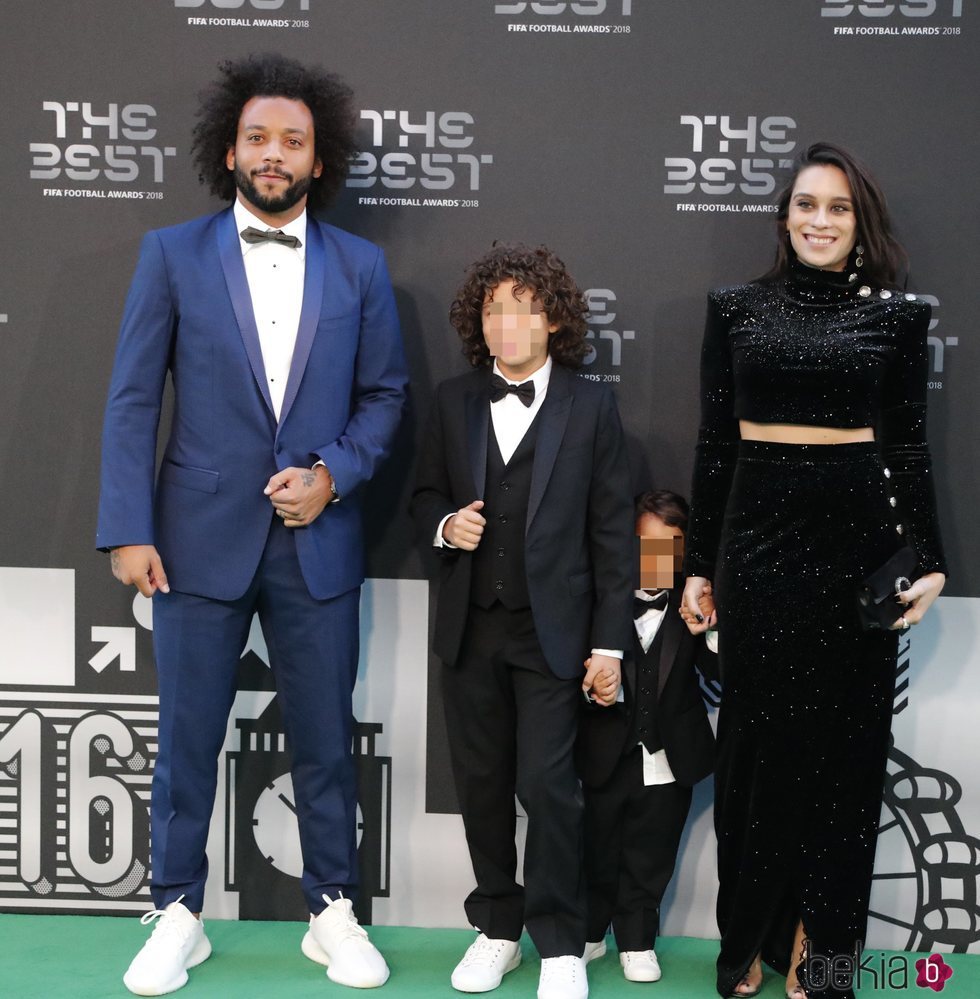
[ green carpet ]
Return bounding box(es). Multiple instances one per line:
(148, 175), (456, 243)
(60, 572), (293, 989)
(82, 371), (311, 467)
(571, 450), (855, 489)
(2, 914), (977, 998)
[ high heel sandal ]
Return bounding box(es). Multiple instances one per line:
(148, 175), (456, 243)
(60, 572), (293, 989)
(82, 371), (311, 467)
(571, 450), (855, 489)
(729, 971), (763, 998)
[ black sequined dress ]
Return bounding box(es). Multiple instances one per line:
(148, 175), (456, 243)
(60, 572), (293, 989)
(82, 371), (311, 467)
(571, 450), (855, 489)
(685, 262), (946, 999)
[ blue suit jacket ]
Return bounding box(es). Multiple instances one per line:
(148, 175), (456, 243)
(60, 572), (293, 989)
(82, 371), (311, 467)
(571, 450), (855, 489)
(97, 206), (407, 601)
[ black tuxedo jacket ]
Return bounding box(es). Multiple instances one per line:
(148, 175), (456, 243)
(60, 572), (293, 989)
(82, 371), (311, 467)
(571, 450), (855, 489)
(576, 590), (718, 788)
(410, 364), (633, 680)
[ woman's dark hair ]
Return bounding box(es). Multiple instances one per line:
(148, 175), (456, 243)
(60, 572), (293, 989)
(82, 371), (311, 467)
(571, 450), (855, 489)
(191, 53), (357, 211)
(635, 489), (689, 533)
(449, 243), (591, 369)
(761, 142), (908, 289)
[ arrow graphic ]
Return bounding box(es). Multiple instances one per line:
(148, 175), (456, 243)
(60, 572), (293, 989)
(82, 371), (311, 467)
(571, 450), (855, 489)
(89, 626), (136, 673)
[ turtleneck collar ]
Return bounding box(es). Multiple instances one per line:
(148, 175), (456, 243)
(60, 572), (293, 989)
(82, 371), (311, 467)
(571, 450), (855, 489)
(780, 256), (863, 307)
(789, 256), (858, 286)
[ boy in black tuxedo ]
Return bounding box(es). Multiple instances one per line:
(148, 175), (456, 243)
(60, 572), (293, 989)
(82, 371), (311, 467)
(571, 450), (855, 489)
(577, 490), (718, 983)
(411, 244), (633, 999)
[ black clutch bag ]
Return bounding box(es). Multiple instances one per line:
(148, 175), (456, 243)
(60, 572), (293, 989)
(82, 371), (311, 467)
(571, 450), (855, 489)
(856, 546), (919, 631)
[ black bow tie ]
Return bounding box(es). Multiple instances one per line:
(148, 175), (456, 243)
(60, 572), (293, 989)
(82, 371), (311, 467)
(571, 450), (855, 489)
(634, 591), (669, 619)
(240, 226), (302, 249)
(489, 373), (535, 407)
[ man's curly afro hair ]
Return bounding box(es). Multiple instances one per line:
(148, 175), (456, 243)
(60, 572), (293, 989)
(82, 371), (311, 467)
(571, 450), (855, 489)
(191, 52), (358, 211)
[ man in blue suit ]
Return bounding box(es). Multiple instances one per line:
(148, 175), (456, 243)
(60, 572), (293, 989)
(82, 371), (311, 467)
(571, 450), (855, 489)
(97, 54), (407, 995)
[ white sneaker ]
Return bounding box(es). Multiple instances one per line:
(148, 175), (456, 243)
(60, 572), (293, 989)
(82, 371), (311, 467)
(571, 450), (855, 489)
(538, 955), (588, 999)
(123, 898), (211, 996)
(301, 893), (390, 988)
(582, 940), (607, 964)
(451, 934), (521, 993)
(620, 949), (662, 982)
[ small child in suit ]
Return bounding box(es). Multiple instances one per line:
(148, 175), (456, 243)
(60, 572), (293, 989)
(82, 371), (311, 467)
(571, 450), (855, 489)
(577, 489), (718, 983)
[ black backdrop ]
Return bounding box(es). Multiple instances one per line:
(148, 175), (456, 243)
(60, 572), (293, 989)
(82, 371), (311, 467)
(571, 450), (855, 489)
(0, 0), (977, 938)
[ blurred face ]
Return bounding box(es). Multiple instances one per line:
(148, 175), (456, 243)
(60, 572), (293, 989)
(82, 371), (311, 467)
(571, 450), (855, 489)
(482, 278), (558, 379)
(786, 164), (858, 273)
(226, 95), (322, 224)
(637, 512), (684, 591)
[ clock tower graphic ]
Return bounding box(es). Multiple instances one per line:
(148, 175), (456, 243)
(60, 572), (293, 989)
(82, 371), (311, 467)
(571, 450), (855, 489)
(223, 649), (391, 922)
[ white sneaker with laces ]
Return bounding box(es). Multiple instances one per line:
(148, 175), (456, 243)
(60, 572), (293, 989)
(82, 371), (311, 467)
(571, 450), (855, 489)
(538, 954), (588, 999)
(451, 933), (521, 993)
(582, 940), (607, 964)
(123, 897), (211, 996)
(620, 948), (662, 982)
(301, 893), (390, 988)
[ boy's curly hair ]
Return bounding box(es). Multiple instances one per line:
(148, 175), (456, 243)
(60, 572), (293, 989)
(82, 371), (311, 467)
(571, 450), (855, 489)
(449, 243), (591, 369)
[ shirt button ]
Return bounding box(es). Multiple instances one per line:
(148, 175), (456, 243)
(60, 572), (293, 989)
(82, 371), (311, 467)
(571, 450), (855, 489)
(641, 687), (650, 695)
(501, 481), (511, 491)
(883, 467), (891, 479)
(495, 580), (504, 591)
(497, 548), (505, 557)
(889, 497), (897, 508)
(896, 524), (904, 535)
(498, 514), (508, 524)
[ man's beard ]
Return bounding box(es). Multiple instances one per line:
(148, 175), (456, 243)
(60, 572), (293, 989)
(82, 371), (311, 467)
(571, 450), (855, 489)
(234, 164), (313, 215)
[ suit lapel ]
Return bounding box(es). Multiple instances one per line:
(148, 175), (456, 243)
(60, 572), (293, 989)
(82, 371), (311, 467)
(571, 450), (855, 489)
(279, 219), (326, 427)
(218, 208), (275, 416)
(657, 595), (684, 701)
(527, 365), (572, 533)
(464, 373), (490, 500)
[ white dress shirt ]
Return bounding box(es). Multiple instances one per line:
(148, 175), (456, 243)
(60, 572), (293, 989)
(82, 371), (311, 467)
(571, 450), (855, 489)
(634, 588), (668, 654)
(489, 356), (552, 463)
(234, 199), (306, 422)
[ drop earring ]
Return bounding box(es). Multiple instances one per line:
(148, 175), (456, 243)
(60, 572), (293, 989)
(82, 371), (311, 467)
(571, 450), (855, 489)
(854, 243), (865, 269)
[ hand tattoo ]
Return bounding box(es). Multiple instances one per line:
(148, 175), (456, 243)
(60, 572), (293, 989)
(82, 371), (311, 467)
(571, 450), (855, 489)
(301, 470), (316, 488)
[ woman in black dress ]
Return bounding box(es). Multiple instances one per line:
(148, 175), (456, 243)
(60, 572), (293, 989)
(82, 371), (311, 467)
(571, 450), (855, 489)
(681, 143), (946, 999)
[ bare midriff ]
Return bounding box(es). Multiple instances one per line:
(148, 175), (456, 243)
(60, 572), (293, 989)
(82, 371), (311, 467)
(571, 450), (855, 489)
(739, 421), (875, 445)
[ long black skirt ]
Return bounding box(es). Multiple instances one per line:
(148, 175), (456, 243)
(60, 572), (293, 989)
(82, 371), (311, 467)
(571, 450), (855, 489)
(713, 441), (903, 999)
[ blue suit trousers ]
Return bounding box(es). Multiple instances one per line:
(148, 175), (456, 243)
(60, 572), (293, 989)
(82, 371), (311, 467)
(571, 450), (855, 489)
(150, 517), (360, 914)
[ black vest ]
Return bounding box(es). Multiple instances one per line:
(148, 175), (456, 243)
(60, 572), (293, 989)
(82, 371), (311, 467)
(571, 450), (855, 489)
(470, 416), (539, 610)
(627, 624), (664, 755)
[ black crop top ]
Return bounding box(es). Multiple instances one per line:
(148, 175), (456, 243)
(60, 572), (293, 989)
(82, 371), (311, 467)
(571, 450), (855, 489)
(685, 261), (947, 578)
